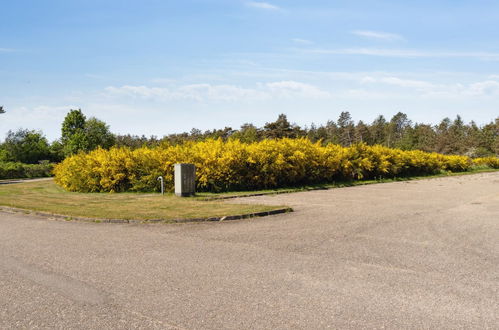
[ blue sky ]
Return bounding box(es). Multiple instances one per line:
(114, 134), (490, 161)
(1, 0), (499, 141)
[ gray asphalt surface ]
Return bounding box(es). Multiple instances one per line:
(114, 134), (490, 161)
(1, 172), (498, 329)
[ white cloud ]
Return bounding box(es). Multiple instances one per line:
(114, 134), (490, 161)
(246, 1), (280, 10)
(466, 80), (499, 96)
(177, 84), (267, 101)
(351, 30), (404, 41)
(359, 74), (499, 97)
(105, 85), (173, 99)
(0, 48), (16, 53)
(105, 84), (267, 102)
(105, 81), (331, 102)
(302, 48), (499, 60)
(361, 76), (436, 89)
(266, 81), (331, 98)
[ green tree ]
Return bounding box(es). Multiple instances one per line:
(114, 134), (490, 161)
(232, 123), (260, 143)
(444, 115), (467, 154)
(85, 117), (116, 150)
(61, 109), (87, 155)
(323, 120), (339, 144)
(435, 117), (452, 154)
(61, 109), (115, 155)
(263, 114), (302, 139)
(387, 112), (412, 148)
(0, 106), (5, 114)
(49, 140), (65, 162)
(369, 115), (387, 145)
(3, 129), (51, 164)
(479, 118), (499, 156)
(354, 120), (371, 144)
(337, 111), (355, 146)
(411, 124), (437, 152)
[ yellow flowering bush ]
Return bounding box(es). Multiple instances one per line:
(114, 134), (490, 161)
(473, 157), (499, 169)
(54, 138), (484, 193)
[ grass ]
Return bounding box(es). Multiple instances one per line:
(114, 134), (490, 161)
(0, 180), (284, 221)
(1, 167), (497, 220)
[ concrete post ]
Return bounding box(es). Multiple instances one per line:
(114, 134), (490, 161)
(174, 163), (196, 197)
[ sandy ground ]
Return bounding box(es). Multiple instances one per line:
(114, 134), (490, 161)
(0, 172), (498, 329)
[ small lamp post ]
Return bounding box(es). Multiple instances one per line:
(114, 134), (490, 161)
(157, 176), (164, 195)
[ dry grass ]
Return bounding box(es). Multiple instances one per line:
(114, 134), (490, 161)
(0, 179), (282, 220)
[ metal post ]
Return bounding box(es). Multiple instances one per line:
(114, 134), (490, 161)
(157, 176), (164, 195)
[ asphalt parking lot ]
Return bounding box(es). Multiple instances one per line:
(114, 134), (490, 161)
(1, 172), (498, 329)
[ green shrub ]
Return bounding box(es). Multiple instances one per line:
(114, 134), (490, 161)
(0, 161), (54, 180)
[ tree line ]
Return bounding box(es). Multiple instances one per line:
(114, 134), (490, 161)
(115, 112), (498, 157)
(1, 108), (498, 165)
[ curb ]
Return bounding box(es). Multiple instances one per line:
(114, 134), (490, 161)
(0, 206), (293, 224)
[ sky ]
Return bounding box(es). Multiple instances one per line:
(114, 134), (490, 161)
(1, 0), (499, 141)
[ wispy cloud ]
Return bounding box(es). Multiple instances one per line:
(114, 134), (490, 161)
(466, 80), (499, 96)
(105, 84), (267, 102)
(246, 1), (280, 10)
(351, 30), (404, 41)
(292, 38), (314, 45)
(105, 81), (330, 102)
(361, 76), (436, 89)
(301, 48), (499, 60)
(265, 81), (331, 98)
(0, 48), (16, 53)
(360, 74), (499, 97)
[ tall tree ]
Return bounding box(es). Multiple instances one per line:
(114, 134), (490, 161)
(387, 112), (412, 148)
(434, 117), (452, 154)
(232, 123), (260, 143)
(446, 115), (467, 154)
(61, 109), (87, 155)
(479, 118), (499, 156)
(3, 129), (51, 164)
(411, 124), (437, 152)
(263, 114), (302, 139)
(85, 117), (116, 150)
(61, 109), (115, 155)
(322, 120), (338, 144)
(354, 120), (371, 144)
(370, 115), (387, 145)
(337, 111), (355, 146)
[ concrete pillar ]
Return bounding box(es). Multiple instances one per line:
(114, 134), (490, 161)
(174, 163), (196, 197)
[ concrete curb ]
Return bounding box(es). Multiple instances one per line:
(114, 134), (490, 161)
(0, 206), (293, 224)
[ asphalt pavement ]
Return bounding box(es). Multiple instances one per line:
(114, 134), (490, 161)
(1, 172), (498, 329)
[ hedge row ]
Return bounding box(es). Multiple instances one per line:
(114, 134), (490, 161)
(0, 161), (54, 180)
(473, 156), (499, 169)
(52, 138), (482, 193)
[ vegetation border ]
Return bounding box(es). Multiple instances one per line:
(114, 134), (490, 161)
(0, 205), (293, 224)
